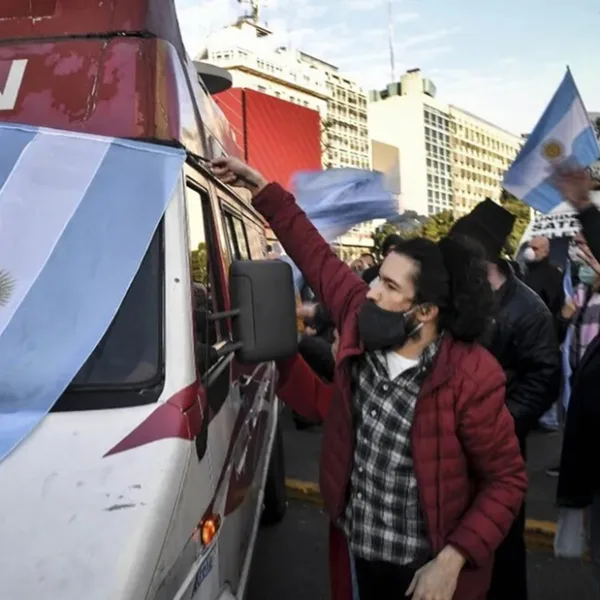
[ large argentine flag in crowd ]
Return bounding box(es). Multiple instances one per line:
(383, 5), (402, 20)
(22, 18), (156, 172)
(0, 124), (185, 464)
(503, 69), (600, 213)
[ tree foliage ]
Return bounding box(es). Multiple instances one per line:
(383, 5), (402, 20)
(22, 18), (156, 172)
(594, 116), (600, 139)
(499, 191), (531, 255)
(191, 242), (208, 285)
(372, 210), (456, 255)
(370, 196), (532, 257)
(419, 210), (456, 242)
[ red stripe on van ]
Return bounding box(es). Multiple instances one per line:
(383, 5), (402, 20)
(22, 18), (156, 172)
(103, 382), (205, 457)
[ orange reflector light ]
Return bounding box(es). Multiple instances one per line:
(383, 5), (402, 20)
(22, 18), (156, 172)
(199, 514), (221, 546)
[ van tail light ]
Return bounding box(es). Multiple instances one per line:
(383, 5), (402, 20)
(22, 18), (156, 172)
(194, 513), (221, 546)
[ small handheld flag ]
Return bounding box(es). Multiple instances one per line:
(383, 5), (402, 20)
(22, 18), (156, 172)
(503, 69), (600, 214)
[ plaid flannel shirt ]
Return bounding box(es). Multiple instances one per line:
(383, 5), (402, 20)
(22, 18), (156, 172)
(340, 340), (439, 565)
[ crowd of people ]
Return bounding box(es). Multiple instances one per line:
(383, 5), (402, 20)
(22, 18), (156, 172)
(211, 155), (600, 600)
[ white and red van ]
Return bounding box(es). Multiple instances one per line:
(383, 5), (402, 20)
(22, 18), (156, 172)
(0, 1), (297, 599)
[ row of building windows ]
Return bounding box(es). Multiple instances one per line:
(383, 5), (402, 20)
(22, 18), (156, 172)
(454, 171), (500, 187)
(427, 188), (453, 201)
(426, 143), (451, 161)
(453, 155), (508, 176)
(427, 158), (451, 174)
(452, 124), (520, 155)
(427, 174), (452, 188)
(425, 127), (450, 143)
(453, 142), (513, 164)
(255, 85), (317, 112)
(454, 183), (496, 197)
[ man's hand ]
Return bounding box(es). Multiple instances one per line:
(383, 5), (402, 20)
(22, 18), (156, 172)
(296, 302), (318, 321)
(406, 546), (465, 600)
(561, 299), (577, 320)
(331, 329), (340, 359)
(554, 167), (594, 212)
(210, 156), (268, 194)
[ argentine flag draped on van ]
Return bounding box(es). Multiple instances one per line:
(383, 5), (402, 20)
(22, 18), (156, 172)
(0, 124), (185, 464)
(503, 69), (600, 214)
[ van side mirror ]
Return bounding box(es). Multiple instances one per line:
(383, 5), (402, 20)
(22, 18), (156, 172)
(227, 260), (298, 364)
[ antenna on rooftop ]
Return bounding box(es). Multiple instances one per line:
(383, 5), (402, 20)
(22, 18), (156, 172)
(387, 0), (396, 82)
(237, 0), (260, 24)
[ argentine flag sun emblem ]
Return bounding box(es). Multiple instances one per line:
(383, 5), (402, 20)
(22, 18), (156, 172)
(541, 139), (565, 162)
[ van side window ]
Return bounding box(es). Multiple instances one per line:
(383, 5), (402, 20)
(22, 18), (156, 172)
(224, 211), (250, 260)
(245, 223), (267, 259)
(185, 185), (219, 349)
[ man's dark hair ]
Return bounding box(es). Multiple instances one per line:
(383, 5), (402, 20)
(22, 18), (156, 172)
(392, 236), (493, 342)
(382, 234), (403, 257)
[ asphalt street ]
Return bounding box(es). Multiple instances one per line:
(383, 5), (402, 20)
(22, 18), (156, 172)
(247, 500), (598, 600)
(246, 409), (598, 599)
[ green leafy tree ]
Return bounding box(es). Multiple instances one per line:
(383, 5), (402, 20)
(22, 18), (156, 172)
(594, 116), (600, 139)
(191, 242), (208, 285)
(500, 191), (531, 255)
(419, 210), (456, 242)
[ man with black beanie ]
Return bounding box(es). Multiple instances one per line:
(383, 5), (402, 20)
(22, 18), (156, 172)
(450, 199), (561, 600)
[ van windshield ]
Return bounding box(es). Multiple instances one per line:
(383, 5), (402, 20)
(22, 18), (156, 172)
(68, 226), (163, 389)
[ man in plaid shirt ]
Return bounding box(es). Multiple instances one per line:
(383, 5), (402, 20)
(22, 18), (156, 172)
(341, 344), (438, 566)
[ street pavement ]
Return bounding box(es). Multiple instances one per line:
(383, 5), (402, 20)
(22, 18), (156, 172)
(247, 500), (598, 600)
(245, 409), (599, 599)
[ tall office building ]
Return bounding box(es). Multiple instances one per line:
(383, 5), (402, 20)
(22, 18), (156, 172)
(198, 16), (375, 253)
(369, 69), (523, 216)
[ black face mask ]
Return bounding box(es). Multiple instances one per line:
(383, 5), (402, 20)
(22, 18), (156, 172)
(358, 301), (422, 351)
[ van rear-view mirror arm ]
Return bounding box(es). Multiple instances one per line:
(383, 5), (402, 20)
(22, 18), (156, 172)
(209, 309), (240, 321)
(208, 309), (244, 357)
(215, 341), (244, 358)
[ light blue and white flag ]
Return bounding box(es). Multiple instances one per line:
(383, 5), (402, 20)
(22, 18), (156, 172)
(291, 168), (397, 242)
(563, 259), (574, 301)
(503, 69), (600, 214)
(0, 124), (185, 463)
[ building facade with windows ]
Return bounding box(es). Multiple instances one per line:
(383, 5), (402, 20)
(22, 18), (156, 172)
(450, 107), (523, 215)
(368, 69), (523, 217)
(199, 17), (375, 252)
(199, 19), (371, 171)
(199, 20), (329, 117)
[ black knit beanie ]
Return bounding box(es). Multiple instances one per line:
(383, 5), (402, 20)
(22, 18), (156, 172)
(450, 199), (516, 261)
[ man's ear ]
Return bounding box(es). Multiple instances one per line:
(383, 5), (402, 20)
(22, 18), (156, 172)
(415, 303), (439, 323)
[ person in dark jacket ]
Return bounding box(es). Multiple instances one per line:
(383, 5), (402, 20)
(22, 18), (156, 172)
(523, 235), (565, 318)
(450, 199), (561, 600)
(211, 155), (527, 600)
(362, 234), (403, 285)
(555, 168), (600, 587)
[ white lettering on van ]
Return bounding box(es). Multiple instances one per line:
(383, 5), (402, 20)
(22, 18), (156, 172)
(0, 59), (27, 111)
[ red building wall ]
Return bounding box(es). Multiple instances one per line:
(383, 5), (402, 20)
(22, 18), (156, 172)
(214, 87), (322, 187)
